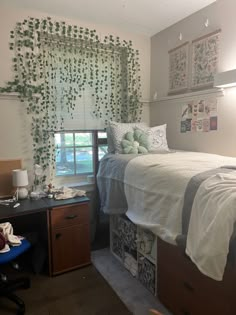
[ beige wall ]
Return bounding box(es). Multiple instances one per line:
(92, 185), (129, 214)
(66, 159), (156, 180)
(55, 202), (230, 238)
(150, 0), (236, 157)
(0, 5), (150, 174)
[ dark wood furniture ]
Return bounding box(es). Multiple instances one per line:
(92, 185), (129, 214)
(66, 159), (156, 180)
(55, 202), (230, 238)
(49, 202), (90, 275)
(157, 237), (236, 315)
(0, 197), (91, 276)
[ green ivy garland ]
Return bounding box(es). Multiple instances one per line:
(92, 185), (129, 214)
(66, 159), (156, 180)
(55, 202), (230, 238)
(0, 17), (142, 184)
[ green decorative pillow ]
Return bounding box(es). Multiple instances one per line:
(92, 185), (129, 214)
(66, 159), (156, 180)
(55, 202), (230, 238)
(121, 129), (149, 154)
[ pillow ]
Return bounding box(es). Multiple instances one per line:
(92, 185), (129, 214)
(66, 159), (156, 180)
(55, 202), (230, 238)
(137, 124), (169, 152)
(108, 121), (148, 154)
(106, 126), (115, 154)
(121, 129), (149, 154)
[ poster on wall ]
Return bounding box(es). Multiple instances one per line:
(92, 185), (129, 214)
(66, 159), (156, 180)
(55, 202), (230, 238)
(191, 30), (221, 89)
(180, 98), (218, 133)
(168, 42), (189, 94)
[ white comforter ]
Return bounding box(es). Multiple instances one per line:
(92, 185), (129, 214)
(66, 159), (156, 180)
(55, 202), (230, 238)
(186, 171), (236, 280)
(124, 151), (236, 280)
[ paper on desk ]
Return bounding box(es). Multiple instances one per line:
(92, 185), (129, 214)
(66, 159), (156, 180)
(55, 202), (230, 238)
(54, 187), (86, 200)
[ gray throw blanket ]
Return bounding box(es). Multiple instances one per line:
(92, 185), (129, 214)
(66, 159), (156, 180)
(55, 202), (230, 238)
(97, 154), (136, 214)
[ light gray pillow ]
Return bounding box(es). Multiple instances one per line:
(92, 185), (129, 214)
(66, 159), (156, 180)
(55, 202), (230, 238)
(137, 124), (169, 152)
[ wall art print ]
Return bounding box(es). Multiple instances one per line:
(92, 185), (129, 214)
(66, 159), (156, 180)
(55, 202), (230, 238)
(181, 98), (218, 133)
(191, 30), (221, 89)
(168, 42), (189, 94)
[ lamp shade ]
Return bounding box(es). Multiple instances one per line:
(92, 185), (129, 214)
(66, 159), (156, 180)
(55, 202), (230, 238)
(12, 169), (28, 187)
(214, 69), (236, 88)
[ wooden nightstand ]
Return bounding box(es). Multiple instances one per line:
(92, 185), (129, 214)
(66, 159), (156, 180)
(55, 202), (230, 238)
(48, 198), (91, 276)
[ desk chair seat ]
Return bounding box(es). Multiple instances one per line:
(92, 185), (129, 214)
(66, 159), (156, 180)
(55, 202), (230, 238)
(0, 239), (31, 315)
(0, 239), (31, 265)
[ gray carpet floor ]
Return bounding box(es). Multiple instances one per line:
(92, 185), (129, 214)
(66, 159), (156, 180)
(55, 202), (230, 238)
(91, 248), (172, 315)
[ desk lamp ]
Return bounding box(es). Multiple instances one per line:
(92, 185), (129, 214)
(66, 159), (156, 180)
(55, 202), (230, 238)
(12, 169), (29, 200)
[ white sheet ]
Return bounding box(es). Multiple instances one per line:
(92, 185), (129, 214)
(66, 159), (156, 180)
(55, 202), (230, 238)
(124, 151), (236, 279)
(186, 171), (236, 281)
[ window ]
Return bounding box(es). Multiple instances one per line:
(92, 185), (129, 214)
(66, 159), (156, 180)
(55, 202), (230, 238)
(55, 130), (107, 177)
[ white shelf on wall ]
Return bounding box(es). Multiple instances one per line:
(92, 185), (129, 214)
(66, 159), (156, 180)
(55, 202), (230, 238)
(156, 88), (224, 102)
(0, 93), (41, 100)
(0, 92), (19, 100)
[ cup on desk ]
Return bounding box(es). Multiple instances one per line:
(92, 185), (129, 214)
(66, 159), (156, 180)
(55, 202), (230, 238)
(30, 191), (40, 200)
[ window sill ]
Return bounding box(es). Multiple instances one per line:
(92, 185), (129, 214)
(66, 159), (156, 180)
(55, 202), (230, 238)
(65, 181), (95, 192)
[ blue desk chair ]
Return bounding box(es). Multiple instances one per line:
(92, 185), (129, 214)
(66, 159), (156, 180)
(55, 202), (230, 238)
(0, 239), (31, 315)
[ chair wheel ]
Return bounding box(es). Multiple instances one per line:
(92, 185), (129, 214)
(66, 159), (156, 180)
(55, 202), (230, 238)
(0, 273), (7, 282)
(11, 261), (20, 270)
(6, 293), (26, 315)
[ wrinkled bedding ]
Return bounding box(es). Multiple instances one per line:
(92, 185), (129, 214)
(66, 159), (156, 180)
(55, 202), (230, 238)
(97, 151), (236, 280)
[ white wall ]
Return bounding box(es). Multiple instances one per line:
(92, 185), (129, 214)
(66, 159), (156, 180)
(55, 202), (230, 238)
(150, 0), (236, 157)
(0, 4), (150, 172)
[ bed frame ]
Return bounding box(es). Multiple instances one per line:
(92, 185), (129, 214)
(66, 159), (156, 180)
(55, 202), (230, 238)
(110, 214), (236, 315)
(157, 237), (236, 315)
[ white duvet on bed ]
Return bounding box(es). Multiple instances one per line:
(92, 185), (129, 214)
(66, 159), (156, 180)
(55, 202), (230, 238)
(124, 151), (236, 280)
(186, 171), (236, 280)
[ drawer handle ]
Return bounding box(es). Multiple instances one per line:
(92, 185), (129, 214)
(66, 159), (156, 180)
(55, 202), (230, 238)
(65, 214), (78, 220)
(181, 310), (191, 315)
(55, 233), (62, 239)
(183, 281), (194, 292)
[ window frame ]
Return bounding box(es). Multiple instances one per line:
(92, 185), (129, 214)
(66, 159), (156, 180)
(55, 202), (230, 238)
(54, 130), (107, 180)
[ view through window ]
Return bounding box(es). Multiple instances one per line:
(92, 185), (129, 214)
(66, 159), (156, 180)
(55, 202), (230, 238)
(55, 131), (107, 177)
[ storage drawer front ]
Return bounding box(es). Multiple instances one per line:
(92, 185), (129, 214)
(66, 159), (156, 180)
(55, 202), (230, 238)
(51, 224), (90, 274)
(158, 262), (230, 315)
(157, 238), (232, 315)
(51, 203), (89, 228)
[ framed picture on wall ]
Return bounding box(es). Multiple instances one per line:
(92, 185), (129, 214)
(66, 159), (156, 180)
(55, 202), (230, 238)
(168, 41), (189, 94)
(191, 29), (221, 90)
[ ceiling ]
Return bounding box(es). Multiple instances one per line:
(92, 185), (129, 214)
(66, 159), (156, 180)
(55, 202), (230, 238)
(1, 0), (216, 36)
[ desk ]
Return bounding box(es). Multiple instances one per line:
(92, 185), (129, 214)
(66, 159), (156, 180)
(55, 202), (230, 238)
(0, 196), (91, 276)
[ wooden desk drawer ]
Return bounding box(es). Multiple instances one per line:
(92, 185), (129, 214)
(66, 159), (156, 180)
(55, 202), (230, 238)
(51, 224), (90, 275)
(50, 203), (89, 229)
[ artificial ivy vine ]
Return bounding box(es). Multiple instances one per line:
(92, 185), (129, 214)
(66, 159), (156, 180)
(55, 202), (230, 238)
(0, 17), (142, 183)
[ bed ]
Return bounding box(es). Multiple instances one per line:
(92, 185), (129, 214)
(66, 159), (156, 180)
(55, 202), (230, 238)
(97, 150), (236, 315)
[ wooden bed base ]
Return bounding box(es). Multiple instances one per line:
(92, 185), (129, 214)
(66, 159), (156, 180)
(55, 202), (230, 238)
(157, 237), (236, 315)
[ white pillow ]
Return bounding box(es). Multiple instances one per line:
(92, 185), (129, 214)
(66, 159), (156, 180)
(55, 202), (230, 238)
(108, 121), (148, 154)
(138, 124), (169, 152)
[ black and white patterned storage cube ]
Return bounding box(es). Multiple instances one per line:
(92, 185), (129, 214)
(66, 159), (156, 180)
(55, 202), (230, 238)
(110, 214), (157, 295)
(138, 255), (156, 294)
(119, 216), (137, 250)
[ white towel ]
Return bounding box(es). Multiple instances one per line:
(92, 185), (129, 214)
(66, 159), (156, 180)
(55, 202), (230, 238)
(0, 222), (22, 250)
